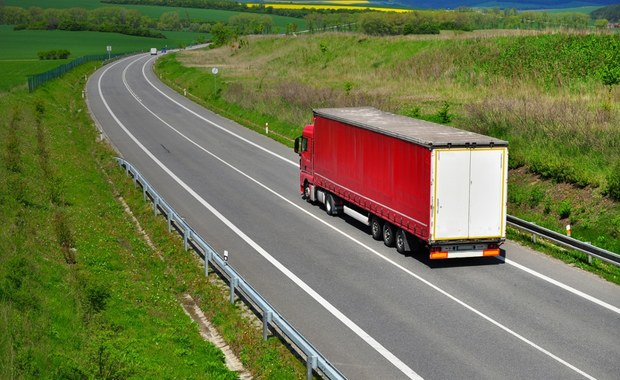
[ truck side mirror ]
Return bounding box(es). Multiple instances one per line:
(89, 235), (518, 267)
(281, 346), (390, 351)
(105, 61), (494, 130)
(294, 137), (301, 154)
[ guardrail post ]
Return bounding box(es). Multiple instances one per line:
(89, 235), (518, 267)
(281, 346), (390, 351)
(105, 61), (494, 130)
(204, 250), (211, 277)
(586, 242), (593, 264)
(230, 277), (238, 304)
(262, 310), (272, 341)
(143, 184), (148, 201)
(153, 196), (160, 215)
(306, 354), (317, 380)
(184, 226), (191, 251)
(167, 212), (172, 232)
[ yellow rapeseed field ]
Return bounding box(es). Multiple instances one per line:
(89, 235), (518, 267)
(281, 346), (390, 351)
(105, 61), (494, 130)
(246, 3), (411, 12)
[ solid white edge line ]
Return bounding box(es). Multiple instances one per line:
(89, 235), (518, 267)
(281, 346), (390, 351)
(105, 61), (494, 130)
(99, 55), (424, 380)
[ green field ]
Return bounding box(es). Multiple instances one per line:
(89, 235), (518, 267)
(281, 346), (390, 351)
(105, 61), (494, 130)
(0, 25), (207, 91)
(0, 26), (182, 60)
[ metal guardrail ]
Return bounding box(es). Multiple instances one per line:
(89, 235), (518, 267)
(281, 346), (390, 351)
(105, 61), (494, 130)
(115, 157), (345, 380)
(507, 215), (620, 267)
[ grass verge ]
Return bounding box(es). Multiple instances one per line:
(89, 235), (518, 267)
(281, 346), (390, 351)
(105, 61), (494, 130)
(0, 60), (306, 378)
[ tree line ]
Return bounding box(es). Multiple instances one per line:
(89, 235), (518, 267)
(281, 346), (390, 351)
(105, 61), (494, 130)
(0, 6), (166, 38)
(0, 2), (606, 42)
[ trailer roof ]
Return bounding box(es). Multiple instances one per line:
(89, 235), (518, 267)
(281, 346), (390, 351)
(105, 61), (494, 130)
(313, 107), (508, 148)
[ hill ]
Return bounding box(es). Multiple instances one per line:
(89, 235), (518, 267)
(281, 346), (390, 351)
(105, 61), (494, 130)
(387, 0), (616, 9)
(591, 3), (620, 20)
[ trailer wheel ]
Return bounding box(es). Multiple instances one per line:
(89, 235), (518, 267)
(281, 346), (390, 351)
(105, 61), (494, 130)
(382, 223), (395, 247)
(395, 229), (407, 253)
(325, 194), (336, 216)
(370, 216), (383, 240)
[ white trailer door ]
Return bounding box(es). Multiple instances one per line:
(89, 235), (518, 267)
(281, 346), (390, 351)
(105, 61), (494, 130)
(432, 148), (507, 240)
(433, 150), (471, 239)
(469, 149), (506, 238)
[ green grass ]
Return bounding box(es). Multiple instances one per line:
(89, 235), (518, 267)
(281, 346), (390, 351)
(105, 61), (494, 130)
(0, 25), (199, 60)
(0, 60), (68, 91)
(0, 58), (306, 378)
(0, 62), (235, 378)
(154, 31), (620, 273)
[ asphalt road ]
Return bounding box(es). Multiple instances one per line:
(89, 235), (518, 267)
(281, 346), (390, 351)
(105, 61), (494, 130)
(86, 53), (620, 380)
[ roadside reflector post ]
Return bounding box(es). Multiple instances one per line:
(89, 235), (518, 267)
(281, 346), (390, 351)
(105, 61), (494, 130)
(183, 88), (186, 96)
(566, 224), (571, 237)
(262, 310), (272, 341)
(265, 122), (269, 134)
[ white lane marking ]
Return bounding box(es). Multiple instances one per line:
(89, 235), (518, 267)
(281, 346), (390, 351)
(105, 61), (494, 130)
(99, 56), (423, 380)
(127, 57), (599, 380)
(141, 56), (618, 317)
(501, 257), (620, 315)
(141, 56), (298, 167)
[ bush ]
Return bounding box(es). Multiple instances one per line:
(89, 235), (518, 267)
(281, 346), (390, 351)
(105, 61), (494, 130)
(606, 161), (620, 201)
(558, 200), (572, 219)
(37, 49), (71, 60)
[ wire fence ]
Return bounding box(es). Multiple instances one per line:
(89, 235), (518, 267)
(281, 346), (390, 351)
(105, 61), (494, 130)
(28, 52), (136, 92)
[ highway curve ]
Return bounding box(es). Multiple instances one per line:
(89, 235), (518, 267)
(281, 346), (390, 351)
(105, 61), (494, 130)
(86, 53), (620, 380)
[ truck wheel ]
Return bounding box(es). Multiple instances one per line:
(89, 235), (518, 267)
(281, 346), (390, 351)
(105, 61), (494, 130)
(303, 182), (312, 202)
(325, 194), (335, 216)
(370, 216), (383, 240)
(395, 229), (407, 253)
(383, 223), (395, 247)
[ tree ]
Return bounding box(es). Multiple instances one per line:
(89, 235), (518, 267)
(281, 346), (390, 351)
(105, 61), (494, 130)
(595, 18), (609, 29)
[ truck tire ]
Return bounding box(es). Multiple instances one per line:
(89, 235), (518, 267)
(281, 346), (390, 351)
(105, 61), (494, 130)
(383, 222), (395, 247)
(370, 216), (383, 240)
(303, 182), (312, 202)
(395, 229), (407, 253)
(325, 194), (336, 216)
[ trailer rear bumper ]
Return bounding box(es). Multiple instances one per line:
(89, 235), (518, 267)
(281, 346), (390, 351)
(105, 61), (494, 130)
(429, 242), (502, 259)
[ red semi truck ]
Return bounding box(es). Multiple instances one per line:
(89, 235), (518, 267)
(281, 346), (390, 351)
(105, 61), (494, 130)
(294, 107), (508, 259)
